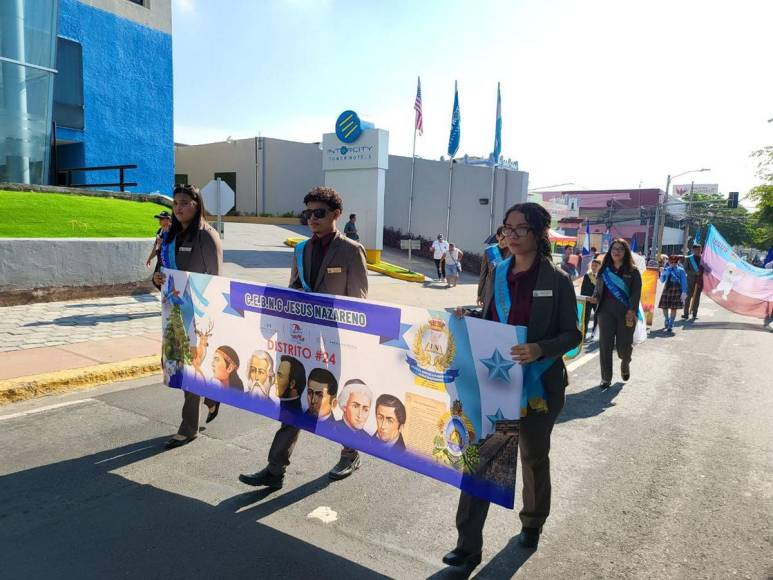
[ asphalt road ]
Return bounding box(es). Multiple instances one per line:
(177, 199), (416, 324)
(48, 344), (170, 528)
(2, 292), (772, 578)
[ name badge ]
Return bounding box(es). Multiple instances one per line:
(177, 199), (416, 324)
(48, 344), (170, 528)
(533, 289), (553, 297)
(179, 246), (192, 252)
(327, 267), (342, 274)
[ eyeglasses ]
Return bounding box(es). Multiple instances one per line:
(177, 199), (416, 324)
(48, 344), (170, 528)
(301, 208), (330, 220)
(610, 246), (625, 253)
(501, 225), (532, 238)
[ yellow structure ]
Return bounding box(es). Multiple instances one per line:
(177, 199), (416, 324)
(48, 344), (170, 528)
(284, 237), (424, 283)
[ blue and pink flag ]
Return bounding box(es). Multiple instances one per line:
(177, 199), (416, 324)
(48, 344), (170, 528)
(702, 224), (773, 319)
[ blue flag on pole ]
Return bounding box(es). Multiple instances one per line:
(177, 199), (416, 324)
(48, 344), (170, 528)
(630, 236), (638, 252)
(582, 220), (591, 256)
(492, 82), (501, 163)
(448, 81), (460, 158)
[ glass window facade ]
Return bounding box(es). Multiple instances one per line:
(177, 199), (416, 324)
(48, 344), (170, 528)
(0, 0), (58, 184)
(53, 38), (83, 130)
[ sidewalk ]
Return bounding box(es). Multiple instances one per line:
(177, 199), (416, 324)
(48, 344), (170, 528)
(0, 223), (486, 405)
(0, 294), (162, 403)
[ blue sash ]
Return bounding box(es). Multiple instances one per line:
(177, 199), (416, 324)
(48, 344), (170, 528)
(688, 254), (699, 273)
(295, 240), (312, 292)
(485, 244), (504, 267)
(602, 269), (643, 320)
(493, 257), (552, 415)
(493, 256), (513, 323)
(159, 234), (177, 270)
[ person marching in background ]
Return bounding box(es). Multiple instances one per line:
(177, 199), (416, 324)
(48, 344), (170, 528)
(659, 255), (688, 333)
(589, 238), (641, 389)
(478, 225), (510, 306)
(682, 243), (704, 320)
(580, 256), (602, 340)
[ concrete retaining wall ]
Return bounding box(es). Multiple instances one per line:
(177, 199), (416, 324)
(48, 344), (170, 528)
(0, 238), (155, 292)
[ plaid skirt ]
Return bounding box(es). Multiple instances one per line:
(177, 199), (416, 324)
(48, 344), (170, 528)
(658, 280), (683, 309)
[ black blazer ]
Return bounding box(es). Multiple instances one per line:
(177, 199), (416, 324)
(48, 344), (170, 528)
(480, 255), (582, 390)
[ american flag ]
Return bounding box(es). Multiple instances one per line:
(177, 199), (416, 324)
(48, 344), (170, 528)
(414, 77), (423, 136)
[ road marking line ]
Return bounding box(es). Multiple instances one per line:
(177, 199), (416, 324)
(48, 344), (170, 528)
(94, 444), (156, 465)
(0, 398), (97, 422)
(307, 506), (338, 523)
(566, 351), (599, 372)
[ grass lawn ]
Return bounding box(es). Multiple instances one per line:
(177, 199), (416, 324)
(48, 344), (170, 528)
(0, 190), (170, 237)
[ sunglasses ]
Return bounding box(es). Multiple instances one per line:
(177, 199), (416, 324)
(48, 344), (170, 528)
(301, 208), (330, 220)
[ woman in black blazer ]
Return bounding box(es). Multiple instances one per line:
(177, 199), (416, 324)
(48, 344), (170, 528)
(589, 238), (641, 389)
(153, 184), (223, 449)
(442, 203), (582, 569)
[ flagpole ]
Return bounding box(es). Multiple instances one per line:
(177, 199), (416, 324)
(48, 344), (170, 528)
(446, 158), (454, 240)
(408, 119), (417, 264)
(488, 164), (496, 236)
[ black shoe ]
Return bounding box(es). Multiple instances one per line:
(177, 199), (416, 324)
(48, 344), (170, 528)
(205, 403), (220, 424)
(599, 381), (611, 390)
(164, 436), (195, 450)
(621, 361), (630, 382)
(691, 314), (698, 320)
(442, 548), (482, 568)
(517, 527), (541, 549)
(681, 314), (689, 320)
(328, 454), (361, 481)
(238, 468), (284, 489)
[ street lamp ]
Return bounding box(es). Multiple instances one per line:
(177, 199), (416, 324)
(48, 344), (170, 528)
(652, 168), (710, 257)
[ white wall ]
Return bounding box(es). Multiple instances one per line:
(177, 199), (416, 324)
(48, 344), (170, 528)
(384, 156), (528, 255)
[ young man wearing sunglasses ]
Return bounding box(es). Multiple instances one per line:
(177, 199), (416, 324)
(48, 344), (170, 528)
(239, 186), (369, 488)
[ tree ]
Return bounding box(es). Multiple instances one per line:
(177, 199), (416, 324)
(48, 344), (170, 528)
(685, 192), (755, 247)
(748, 148), (773, 249)
(163, 304), (192, 366)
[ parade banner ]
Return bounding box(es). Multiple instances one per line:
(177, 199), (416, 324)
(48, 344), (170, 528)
(702, 225), (773, 319)
(565, 296), (587, 359)
(640, 267), (659, 326)
(161, 269), (529, 508)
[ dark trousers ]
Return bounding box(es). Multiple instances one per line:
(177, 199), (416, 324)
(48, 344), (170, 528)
(178, 391), (217, 438)
(683, 277), (701, 317)
(267, 423), (358, 476)
(454, 386), (566, 553)
(434, 258), (446, 279)
(597, 300), (634, 383)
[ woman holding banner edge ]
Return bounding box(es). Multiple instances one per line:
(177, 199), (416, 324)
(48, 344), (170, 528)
(443, 203), (581, 569)
(589, 238), (642, 389)
(152, 184), (223, 450)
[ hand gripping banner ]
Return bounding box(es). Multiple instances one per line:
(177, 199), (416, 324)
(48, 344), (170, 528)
(161, 269), (530, 508)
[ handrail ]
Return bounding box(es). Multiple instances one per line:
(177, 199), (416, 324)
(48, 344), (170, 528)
(57, 164), (138, 192)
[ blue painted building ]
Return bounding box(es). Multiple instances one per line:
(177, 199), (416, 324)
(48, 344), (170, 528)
(0, 0), (173, 194)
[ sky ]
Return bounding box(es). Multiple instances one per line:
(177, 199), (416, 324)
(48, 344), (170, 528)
(172, 0), (773, 201)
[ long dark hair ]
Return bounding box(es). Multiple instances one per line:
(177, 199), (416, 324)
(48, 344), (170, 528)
(166, 184), (208, 242)
(600, 238), (636, 273)
(503, 202), (552, 259)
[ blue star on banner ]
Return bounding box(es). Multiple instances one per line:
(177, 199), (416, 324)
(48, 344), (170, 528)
(486, 408), (506, 428)
(480, 348), (515, 382)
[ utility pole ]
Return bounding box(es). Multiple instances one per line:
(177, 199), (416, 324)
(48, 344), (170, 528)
(682, 180), (695, 255)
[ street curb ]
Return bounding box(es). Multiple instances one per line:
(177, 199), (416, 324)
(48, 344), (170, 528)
(0, 356), (160, 406)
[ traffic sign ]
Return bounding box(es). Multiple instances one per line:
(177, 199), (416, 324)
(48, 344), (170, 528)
(201, 178), (235, 216)
(201, 178), (235, 239)
(400, 239), (421, 250)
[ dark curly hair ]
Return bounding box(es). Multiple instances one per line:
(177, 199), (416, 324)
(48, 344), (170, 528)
(503, 202), (553, 259)
(303, 186), (343, 212)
